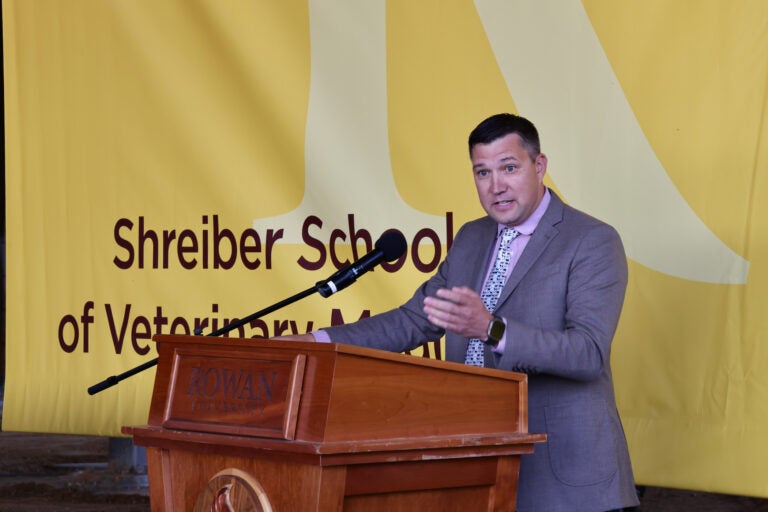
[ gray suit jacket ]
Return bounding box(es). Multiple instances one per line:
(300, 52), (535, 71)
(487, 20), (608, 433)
(325, 191), (639, 512)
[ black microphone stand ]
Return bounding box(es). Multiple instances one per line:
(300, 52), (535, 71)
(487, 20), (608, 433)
(87, 284), (319, 395)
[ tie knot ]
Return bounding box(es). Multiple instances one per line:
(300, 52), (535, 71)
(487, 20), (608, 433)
(500, 227), (518, 247)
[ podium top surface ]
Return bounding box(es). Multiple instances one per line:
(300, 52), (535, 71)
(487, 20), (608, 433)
(154, 334), (525, 380)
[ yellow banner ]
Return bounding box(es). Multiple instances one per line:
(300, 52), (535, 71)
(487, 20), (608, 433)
(4, 0), (767, 498)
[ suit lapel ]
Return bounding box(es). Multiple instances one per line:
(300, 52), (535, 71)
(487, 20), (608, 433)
(495, 192), (564, 307)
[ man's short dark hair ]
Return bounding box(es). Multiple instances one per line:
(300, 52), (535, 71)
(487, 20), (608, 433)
(468, 113), (541, 160)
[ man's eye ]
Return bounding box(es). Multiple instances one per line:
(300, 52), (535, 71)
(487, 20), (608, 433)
(505, 165), (517, 173)
(476, 170), (489, 177)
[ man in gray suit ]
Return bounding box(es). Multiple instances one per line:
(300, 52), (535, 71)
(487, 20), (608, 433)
(286, 113), (639, 512)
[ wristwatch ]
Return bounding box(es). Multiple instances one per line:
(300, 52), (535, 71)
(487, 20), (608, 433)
(485, 316), (505, 345)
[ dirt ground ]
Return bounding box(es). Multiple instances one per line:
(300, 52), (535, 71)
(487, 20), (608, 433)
(0, 429), (149, 512)
(1, 404), (768, 511)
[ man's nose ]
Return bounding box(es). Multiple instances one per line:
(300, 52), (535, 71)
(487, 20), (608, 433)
(491, 172), (506, 193)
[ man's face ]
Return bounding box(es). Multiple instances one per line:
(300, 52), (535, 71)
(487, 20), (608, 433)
(471, 133), (547, 227)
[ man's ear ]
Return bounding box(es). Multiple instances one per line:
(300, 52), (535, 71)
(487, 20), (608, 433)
(535, 153), (548, 176)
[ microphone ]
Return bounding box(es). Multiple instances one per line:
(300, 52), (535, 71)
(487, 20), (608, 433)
(316, 230), (407, 297)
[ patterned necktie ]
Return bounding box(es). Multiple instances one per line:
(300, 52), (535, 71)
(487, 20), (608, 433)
(464, 227), (519, 367)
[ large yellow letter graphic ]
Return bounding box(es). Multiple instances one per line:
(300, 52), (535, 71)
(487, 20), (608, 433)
(253, 0), (446, 241)
(253, 0), (751, 285)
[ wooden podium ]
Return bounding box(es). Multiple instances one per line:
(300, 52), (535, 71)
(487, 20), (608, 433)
(123, 335), (545, 511)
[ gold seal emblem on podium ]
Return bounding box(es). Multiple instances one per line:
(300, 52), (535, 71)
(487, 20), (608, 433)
(194, 468), (272, 512)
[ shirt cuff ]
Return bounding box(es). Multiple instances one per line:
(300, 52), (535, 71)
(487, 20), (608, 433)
(312, 329), (332, 343)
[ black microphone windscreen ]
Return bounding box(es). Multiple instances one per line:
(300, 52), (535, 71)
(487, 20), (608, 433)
(375, 230), (408, 262)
